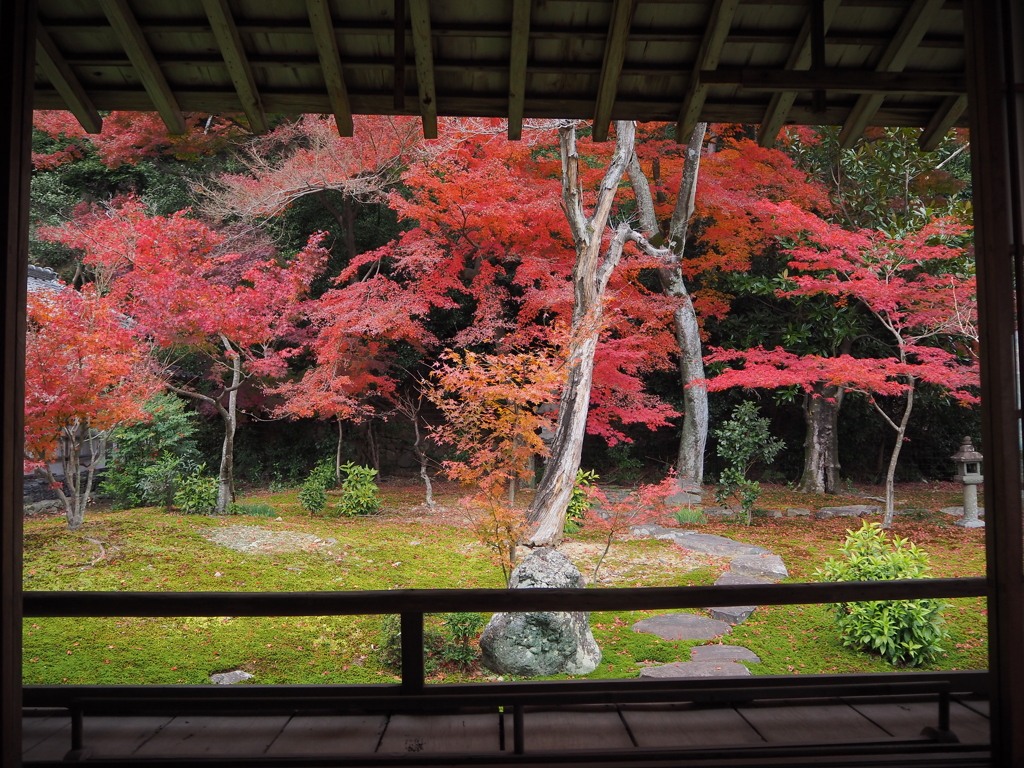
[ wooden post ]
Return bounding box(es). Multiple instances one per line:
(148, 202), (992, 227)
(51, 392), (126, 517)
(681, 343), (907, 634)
(964, 0), (1024, 764)
(0, 2), (32, 765)
(400, 612), (424, 694)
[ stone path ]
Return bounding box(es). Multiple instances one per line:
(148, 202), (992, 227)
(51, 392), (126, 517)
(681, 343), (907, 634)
(629, 522), (786, 678)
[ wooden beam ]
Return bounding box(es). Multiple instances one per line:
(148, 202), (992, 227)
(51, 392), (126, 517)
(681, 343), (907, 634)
(592, 0), (636, 142)
(676, 0), (738, 141)
(305, 0), (353, 137)
(394, 0), (406, 111)
(408, 0), (437, 139)
(35, 26), (103, 134)
(507, 0), (531, 141)
(97, 0), (186, 135)
(837, 0), (945, 148)
(757, 0), (842, 147)
(0, 3), (32, 766)
(701, 68), (964, 94)
(200, 0), (266, 134)
(919, 94), (967, 151)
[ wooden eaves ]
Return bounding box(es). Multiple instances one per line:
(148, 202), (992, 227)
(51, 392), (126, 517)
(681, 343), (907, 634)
(6, 0), (1024, 766)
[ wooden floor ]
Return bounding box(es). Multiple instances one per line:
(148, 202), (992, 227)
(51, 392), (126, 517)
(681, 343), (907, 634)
(22, 695), (991, 765)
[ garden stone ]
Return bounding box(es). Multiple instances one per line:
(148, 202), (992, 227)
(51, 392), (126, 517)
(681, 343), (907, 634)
(24, 499), (62, 515)
(709, 604), (756, 624)
(479, 549), (601, 677)
(209, 670), (253, 685)
(715, 571), (769, 587)
(815, 505), (880, 520)
(763, 509), (784, 518)
(730, 554), (788, 581)
(786, 507), (812, 518)
(690, 645), (761, 663)
(702, 506), (740, 519)
(659, 531), (767, 559)
(632, 612), (731, 641)
(942, 506), (985, 518)
(639, 661), (750, 678)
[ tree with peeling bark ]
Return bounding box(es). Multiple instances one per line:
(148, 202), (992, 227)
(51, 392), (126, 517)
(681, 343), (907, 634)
(39, 198), (329, 514)
(525, 120), (638, 547)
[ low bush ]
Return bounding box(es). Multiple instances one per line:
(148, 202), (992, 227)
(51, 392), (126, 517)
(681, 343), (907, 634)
(227, 502), (277, 517)
(377, 612), (486, 674)
(298, 459), (336, 515)
(172, 465), (217, 515)
(336, 462), (382, 517)
(818, 521), (949, 667)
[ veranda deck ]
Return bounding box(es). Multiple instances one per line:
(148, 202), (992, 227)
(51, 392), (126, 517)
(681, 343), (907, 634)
(22, 694), (991, 766)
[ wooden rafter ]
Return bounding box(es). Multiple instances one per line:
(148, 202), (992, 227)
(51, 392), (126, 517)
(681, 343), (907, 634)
(756, 0), (841, 148)
(305, 0), (353, 137)
(408, 0), (438, 139)
(702, 68), (964, 95)
(837, 0), (945, 148)
(592, 0), (636, 142)
(394, 0), (406, 111)
(919, 94), (967, 151)
(35, 25), (102, 134)
(201, 0), (267, 135)
(97, 0), (186, 135)
(676, 0), (738, 142)
(507, 0), (532, 141)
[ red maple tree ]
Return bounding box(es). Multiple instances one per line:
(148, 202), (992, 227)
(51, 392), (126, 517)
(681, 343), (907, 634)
(39, 198), (329, 513)
(24, 284), (161, 529)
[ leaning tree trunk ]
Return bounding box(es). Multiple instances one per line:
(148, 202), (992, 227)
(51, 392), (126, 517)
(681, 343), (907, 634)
(627, 122), (708, 491)
(797, 383), (844, 494)
(526, 120), (636, 547)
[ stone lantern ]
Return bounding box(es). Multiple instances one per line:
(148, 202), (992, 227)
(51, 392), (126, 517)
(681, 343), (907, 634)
(951, 437), (984, 528)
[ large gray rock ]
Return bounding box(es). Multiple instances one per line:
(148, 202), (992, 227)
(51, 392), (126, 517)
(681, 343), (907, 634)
(815, 505), (880, 520)
(631, 524), (767, 558)
(709, 604), (756, 624)
(730, 554), (789, 581)
(479, 549), (601, 677)
(639, 661), (750, 678)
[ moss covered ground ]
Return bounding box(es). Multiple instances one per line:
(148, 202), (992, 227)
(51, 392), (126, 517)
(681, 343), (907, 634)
(23, 480), (987, 685)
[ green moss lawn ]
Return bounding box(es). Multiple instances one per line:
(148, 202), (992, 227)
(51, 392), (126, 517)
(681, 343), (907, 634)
(23, 480), (987, 686)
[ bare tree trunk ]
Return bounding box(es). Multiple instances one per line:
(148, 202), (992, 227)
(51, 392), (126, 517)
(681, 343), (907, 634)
(879, 381), (915, 528)
(627, 122), (708, 491)
(336, 418), (344, 484)
(797, 383), (844, 494)
(215, 337), (241, 514)
(526, 121), (636, 547)
(411, 410), (435, 507)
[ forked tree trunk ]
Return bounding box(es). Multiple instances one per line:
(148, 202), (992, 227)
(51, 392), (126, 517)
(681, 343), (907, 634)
(526, 121), (636, 547)
(628, 123), (708, 491)
(797, 383), (844, 494)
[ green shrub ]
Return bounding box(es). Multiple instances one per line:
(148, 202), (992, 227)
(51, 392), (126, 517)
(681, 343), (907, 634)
(818, 521), (949, 667)
(172, 465), (217, 515)
(377, 612), (486, 674)
(335, 462), (381, 517)
(673, 506), (707, 525)
(714, 402), (784, 524)
(139, 454), (195, 512)
(298, 459), (336, 515)
(565, 469), (598, 534)
(102, 393), (199, 508)
(227, 502), (277, 518)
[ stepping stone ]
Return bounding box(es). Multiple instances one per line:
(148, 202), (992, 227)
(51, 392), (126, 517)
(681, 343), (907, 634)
(709, 604), (756, 624)
(702, 506), (740, 519)
(690, 645), (761, 663)
(715, 571), (769, 587)
(730, 554), (788, 581)
(786, 507), (812, 518)
(632, 613), (731, 641)
(639, 661), (750, 678)
(209, 670), (253, 685)
(814, 505), (880, 520)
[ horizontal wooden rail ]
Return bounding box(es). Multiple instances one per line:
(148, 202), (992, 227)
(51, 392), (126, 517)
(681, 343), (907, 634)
(22, 577), (986, 618)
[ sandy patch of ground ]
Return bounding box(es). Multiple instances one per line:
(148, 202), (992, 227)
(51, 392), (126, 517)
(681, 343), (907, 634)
(557, 539), (726, 586)
(204, 525), (331, 554)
